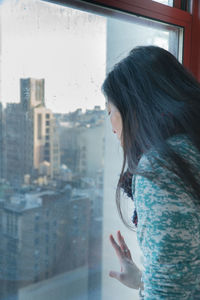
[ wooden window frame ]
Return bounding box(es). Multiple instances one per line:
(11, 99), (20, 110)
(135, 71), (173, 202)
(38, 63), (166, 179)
(46, 0), (200, 80)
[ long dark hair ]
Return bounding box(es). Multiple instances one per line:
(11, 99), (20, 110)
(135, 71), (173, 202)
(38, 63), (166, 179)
(102, 45), (200, 229)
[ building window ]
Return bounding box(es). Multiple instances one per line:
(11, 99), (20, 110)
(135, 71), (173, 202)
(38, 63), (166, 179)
(37, 113), (42, 140)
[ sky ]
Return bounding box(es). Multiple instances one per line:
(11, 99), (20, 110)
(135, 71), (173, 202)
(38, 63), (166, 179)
(1, 0), (107, 113)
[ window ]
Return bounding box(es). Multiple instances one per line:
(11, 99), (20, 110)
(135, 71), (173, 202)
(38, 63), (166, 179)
(44, 150), (50, 156)
(153, 0), (173, 6)
(37, 113), (42, 140)
(1, 0), (193, 299)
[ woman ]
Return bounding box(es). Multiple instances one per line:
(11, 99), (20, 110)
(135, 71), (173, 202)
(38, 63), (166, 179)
(102, 46), (200, 299)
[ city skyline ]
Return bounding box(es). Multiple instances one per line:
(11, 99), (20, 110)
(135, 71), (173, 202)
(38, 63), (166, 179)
(1, 0), (107, 113)
(0, 75), (105, 299)
(1, 76), (106, 186)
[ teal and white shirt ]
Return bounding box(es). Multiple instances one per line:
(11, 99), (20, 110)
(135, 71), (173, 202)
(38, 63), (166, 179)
(132, 134), (200, 299)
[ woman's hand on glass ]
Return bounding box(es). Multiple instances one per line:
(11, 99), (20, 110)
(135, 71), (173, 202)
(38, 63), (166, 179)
(109, 230), (142, 290)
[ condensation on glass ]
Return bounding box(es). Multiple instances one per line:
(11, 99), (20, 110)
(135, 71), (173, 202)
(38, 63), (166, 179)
(0, 1), (183, 300)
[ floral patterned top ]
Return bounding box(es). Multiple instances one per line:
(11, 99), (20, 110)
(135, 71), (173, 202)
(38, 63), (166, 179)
(132, 134), (200, 299)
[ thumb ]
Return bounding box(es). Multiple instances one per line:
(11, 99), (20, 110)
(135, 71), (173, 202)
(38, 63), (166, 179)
(109, 270), (121, 281)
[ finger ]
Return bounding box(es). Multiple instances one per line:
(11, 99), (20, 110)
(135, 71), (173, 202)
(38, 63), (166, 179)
(117, 230), (125, 249)
(117, 231), (127, 249)
(109, 270), (121, 282)
(109, 234), (124, 259)
(117, 231), (132, 260)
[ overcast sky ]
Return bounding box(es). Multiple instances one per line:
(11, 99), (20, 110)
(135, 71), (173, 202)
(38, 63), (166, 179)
(1, 0), (107, 113)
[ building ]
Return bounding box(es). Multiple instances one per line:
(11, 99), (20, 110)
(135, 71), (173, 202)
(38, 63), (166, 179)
(0, 183), (93, 300)
(59, 107), (105, 178)
(0, 103), (4, 179)
(20, 78), (45, 111)
(33, 106), (60, 179)
(4, 103), (30, 186)
(4, 78), (60, 186)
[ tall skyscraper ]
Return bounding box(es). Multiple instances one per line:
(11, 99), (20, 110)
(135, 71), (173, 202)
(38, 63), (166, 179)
(5, 103), (29, 185)
(0, 103), (4, 180)
(20, 78), (45, 111)
(0, 14), (3, 180)
(5, 78), (60, 185)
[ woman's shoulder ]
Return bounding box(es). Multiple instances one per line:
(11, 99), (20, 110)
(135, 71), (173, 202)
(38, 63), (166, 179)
(137, 133), (200, 173)
(132, 133), (200, 201)
(132, 134), (200, 213)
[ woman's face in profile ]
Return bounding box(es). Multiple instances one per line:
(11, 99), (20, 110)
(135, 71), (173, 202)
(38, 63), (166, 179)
(106, 101), (123, 144)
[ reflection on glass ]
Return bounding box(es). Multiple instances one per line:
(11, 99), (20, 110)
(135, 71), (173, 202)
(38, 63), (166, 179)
(0, 0), (182, 299)
(152, 0), (173, 6)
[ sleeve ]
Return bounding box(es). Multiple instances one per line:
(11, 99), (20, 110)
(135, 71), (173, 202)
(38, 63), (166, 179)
(134, 154), (200, 300)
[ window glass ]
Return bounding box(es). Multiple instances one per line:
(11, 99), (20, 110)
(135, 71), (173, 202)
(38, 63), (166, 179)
(152, 0), (173, 6)
(0, 1), (183, 300)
